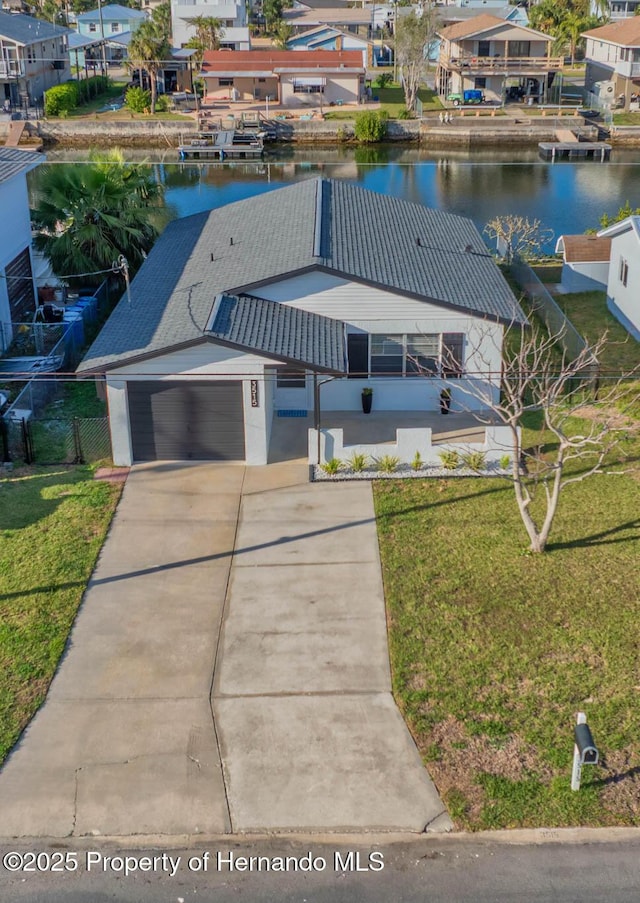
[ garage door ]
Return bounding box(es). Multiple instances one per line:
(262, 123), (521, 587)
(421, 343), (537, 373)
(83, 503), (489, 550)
(128, 381), (245, 461)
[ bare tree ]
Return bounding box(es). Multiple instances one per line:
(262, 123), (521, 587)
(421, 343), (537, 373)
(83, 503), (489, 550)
(440, 324), (638, 553)
(484, 216), (554, 262)
(395, 6), (440, 113)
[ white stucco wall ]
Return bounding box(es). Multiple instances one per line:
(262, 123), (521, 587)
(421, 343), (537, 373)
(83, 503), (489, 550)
(607, 230), (640, 338)
(106, 341), (274, 466)
(279, 73), (361, 106)
(561, 260), (609, 292)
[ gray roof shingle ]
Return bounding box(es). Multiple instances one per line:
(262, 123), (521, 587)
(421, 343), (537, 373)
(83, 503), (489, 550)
(207, 293), (346, 372)
(0, 147), (43, 184)
(0, 10), (70, 44)
(78, 177), (525, 373)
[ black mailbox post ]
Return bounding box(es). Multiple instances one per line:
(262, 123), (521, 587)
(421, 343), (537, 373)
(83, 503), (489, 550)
(572, 713), (599, 790)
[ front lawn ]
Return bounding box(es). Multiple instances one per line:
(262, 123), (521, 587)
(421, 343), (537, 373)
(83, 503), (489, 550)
(375, 415), (640, 829)
(0, 467), (122, 763)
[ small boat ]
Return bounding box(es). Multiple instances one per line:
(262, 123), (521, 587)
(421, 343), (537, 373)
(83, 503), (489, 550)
(0, 354), (64, 376)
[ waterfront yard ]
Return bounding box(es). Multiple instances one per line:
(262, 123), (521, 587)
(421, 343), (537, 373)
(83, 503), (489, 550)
(375, 413), (640, 830)
(0, 467), (121, 764)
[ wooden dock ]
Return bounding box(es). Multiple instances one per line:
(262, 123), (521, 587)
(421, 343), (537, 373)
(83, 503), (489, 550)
(178, 129), (264, 160)
(539, 140), (611, 161)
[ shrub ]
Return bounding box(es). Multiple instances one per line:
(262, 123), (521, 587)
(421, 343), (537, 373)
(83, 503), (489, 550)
(375, 454), (400, 473)
(354, 110), (388, 143)
(347, 452), (369, 472)
(397, 107), (413, 119)
(499, 454), (511, 471)
(374, 72), (393, 89)
(411, 451), (423, 471)
(77, 75), (110, 103)
(44, 82), (79, 117)
(155, 94), (170, 112)
(125, 86), (151, 113)
(320, 457), (342, 475)
(462, 451), (487, 472)
(438, 450), (460, 471)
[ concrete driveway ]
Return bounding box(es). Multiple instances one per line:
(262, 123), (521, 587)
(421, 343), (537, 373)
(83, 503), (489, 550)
(0, 463), (450, 837)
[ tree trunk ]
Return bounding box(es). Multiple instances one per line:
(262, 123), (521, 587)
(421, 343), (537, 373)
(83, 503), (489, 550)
(150, 66), (158, 115)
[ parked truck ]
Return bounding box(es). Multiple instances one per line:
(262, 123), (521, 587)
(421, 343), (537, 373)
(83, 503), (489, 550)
(447, 89), (485, 106)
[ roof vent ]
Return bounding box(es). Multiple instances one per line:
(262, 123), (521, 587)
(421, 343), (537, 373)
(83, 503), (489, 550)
(230, 237), (234, 246)
(210, 252), (214, 261)
(464, 244), (473, 252)
(416, 237), (422, 247)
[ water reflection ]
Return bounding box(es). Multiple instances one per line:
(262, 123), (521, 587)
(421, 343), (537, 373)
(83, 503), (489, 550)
(34, 146), (640, 253)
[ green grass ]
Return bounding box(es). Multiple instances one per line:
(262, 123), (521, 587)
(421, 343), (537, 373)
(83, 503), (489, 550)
(376, 84), (442, 117)
(374, 415), (640, 829)
(553, 290), (640, 376)
(612, 112), (640, 126)
(41, 381), (107, 420)
(66, 82), (125, 117)
(0, 467), (122, 763)
(531, 264), (563, 285)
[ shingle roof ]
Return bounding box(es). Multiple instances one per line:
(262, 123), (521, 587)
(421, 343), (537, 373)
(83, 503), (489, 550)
(582, 18), (640, 46)
(0, 147), (43, 184)
(559, 235), (611, 263)
(78, 178), (525, 373)
(0, 10), (70, 44)
(207, 293), (346, 372)
(438, 13), (549, 42)
(201, 48), (364, 74)
(76, 3), (146, 20)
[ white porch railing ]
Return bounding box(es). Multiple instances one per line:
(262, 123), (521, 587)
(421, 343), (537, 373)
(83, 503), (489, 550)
(308, 425), (514, 466)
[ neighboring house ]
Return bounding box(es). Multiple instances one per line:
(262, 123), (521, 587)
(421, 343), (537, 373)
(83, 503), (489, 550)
(583, 19), (640, 110)
(0, 11), (71, 107)
(598, 216), (640, 340)
(436, 14), (560, 104)
(283, 7), (373, 38)
(74, 3), (147, 65)
(286, 25), (387, 68)
(77, 178), (525, 467)
(0, 148), (43, 351)
(591, 0), (640, 22)
(171, 0), (249, 49)
(555, 234), (611, 292)
(201, 48), (365, 106)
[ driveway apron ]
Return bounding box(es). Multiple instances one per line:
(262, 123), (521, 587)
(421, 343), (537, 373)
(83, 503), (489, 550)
(0, 462), (450, 837)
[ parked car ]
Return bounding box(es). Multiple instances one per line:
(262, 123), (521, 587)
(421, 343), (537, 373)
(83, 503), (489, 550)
(447, 89), (485, 106)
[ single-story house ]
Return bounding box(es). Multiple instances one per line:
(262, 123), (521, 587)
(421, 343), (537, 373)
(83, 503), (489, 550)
(77, 179), (526, 466)
(0, 148), (43, 351)
(598, 215), (640, 340)
(200, 49), (365, 106)
(555, 234), (612, 292)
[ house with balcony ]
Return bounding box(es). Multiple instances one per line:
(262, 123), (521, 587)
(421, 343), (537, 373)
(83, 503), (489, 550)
(0, 11), (71, 108)
(583, 19), (640, 110)
(436, 14), (559, 104)
(171, 0), (250, 50)
(286, 25), (386, 68)
(591, 0), (640, 22)
(201, 48), (364, 106)
(74, 4), (147, 66)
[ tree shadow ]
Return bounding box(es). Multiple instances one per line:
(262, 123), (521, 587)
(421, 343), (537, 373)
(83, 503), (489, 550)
(0, 468), (89, 531)
(546, 518), (640, 552)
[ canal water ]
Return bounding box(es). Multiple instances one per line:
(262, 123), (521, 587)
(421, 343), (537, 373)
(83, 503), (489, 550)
(36, 145), (640, 253)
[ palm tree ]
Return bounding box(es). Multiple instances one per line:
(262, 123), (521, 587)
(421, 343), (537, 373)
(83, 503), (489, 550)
(30, 150), (166, 285)
(127, 20), (171, 114)
(557, 11), (600, 66)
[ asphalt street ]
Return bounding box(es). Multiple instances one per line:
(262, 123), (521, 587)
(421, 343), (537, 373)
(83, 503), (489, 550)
(1, 835), (639, 903)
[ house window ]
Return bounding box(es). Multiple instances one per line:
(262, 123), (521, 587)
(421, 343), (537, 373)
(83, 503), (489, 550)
(619, 256), (628, 287)
(293, 83), (325, 94)
(258, 77), (266, 83)
(369, 333), (465, 378)
(509, 41), (530, 57)
(370, 334), (404, 375)
(111, 22), (120, 32)
(478, 40), (490, 56)
(474, 77), (486, 89)
(276, 367), (306, 388)
(88, 22), (97, 32)
(218, 78), (234, 86)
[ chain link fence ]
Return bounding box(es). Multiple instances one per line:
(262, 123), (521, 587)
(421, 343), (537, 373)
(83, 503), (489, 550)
(1, 417), (111, 466)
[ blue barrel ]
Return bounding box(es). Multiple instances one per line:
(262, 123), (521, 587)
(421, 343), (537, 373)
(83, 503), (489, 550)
(62, 310), (84, 347)
(77, 296), (98, 322)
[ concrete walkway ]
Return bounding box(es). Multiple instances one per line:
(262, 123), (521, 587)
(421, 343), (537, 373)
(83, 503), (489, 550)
(0, 463), (450, 837)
